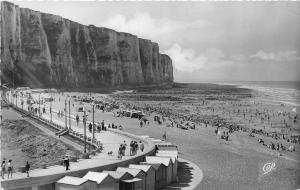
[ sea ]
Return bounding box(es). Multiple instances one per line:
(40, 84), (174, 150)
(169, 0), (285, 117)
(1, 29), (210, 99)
(216, 81), (300, 108)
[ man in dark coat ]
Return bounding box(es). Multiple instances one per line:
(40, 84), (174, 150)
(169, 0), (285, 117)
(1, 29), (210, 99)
(64, 156), (70, 171)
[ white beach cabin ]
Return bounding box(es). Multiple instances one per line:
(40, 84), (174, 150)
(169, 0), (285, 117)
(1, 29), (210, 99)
(139, 162), (166, 190)
(155, 154), (178, 182)
(156, 150), (179, 157)
(82, 171), (117, 190)
(102, 170), (133, 190)
(55, 176), (97, 190)
(116, 167), (146, 190)
(145, 156), (173, 185)
(129, 164), (156, 190)
(121, 178), (144, 190)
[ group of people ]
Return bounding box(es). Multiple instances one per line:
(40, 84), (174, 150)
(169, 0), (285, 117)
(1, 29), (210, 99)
(117, 140), (144, 159)
(1, 160), (30, 179)
(258, 139), (296, 152)
(117, 97), (300, 156)
(1, 159), (14, 179)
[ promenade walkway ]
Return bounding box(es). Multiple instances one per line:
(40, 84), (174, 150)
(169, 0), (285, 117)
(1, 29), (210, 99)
(2, 91), (203, 190)
(0, 102), (155, 189)
(12, 93), (137, 155)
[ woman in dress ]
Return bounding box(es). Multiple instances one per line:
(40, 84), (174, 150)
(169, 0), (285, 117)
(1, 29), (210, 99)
(7, 160), (13, 179)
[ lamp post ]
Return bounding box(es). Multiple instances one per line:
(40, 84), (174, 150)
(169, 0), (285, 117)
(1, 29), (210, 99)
(15, 93), (17, 107)
(83, 110), (87, 153)
(50, 95), (53, 122)
(21, 92), (23, 110)
(11, 91), (13, 105)
(9, 91), (12, 104)
(38, 94), (41, 117)
(92, 104), (95, 140)
(69, 98), (71, 130)
(65, 99), (67, 129)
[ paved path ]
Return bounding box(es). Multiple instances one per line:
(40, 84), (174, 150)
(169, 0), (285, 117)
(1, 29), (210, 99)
(0, 107), (150, 182)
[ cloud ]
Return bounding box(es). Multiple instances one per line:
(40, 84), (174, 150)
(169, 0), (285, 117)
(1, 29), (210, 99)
(100, 13), (210, 47)
(101, 13), (173, 38)
(164, 43), (207, 72)
(100, 12), (300, 82)
(250, 50), (300, 62)
(165, 43), (234, 73)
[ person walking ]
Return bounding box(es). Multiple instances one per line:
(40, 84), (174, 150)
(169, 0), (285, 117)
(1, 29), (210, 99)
(89, 122), (92, 133)
(64, 156), (70, 171)
(134, 141), (139, 155)
(118, 144), (123, 159)
(101, 120), (105, 131)
(7, 160), (13, 179)
(76, 114), (79, 126)
(97, 122), (101, 132)
(122, 141), (127, 156)
(25, 161), (30, 177)
(139, 141), (144, 152)
(140, 120), (143, 128)
(1, 160), (6, 179)
(162, 131), (167, 140)
(132, 142), (136, 155)
(130, 141), (134, 156)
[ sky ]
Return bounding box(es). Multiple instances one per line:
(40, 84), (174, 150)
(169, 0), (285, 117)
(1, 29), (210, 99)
(10, 1), (300, 82)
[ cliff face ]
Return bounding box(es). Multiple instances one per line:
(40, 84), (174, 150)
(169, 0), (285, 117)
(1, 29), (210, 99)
(0, 1), (173, 88)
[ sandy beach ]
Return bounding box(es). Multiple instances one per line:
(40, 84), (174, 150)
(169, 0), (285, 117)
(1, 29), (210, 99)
(110, 83), (300, 190)
(4, 82), (300, 190)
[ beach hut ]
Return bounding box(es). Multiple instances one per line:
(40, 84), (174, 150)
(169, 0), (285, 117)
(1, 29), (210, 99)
(55, 176), (97, 190)
(140, 135), (150, 139)
(156, 152), (178, 160)
(129, 164), (156, 190)
(145, 156), (173, 185)
(155, 154), (178, 182)
(121, 178), (144, 190)
(82, 171), (117, 190)
(116, 167), (146, 190)
(156, 144), (178, 151)
(139, 162), (166, 189)
(157, 150), (178, 155)
(102, 170), (133, 190)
